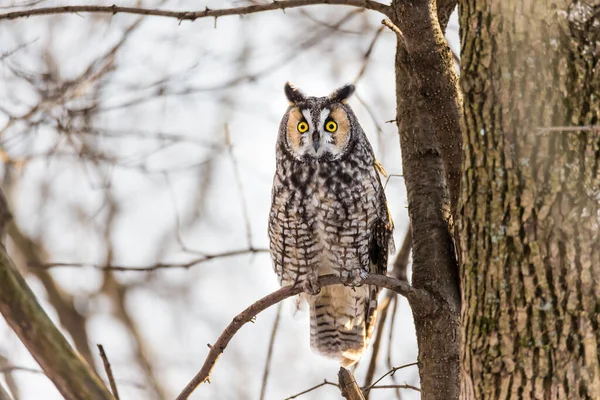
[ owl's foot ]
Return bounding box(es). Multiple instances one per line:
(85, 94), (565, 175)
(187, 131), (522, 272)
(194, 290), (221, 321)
(340, 269), (368, 288)
(302, 274), (321, 295)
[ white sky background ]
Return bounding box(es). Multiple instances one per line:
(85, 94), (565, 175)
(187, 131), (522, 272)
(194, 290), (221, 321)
(0, 1), (460, 399)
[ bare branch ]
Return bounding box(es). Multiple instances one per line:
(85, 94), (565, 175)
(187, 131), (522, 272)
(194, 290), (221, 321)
(390, 224), (412, 281)
(363, 362), (418, 393)
(175, 274), (427, 400)
(30, 248), (269, 271)
(283, 380), (339, 399)
(369, 384), (420, 391)
(362, 294), (392, 397)
(385, 297), (403, 400)
(381, 18), (405, 40)
(0, 1), (392, 21)
(0, 366), (44, 375)
(97, 345), (120, 400)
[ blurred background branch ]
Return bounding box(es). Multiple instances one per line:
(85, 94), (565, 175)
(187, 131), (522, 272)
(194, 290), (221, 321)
(0, 191), (113, 400)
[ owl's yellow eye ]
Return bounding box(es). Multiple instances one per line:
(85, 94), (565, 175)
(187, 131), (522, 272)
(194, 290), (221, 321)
(325, 120), (337, 132)
(297, 121), (309, 133)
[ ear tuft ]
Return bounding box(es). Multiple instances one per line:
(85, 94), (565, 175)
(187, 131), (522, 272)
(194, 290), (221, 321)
(329, 84), (355, 103)
(284, 82), (306, 104)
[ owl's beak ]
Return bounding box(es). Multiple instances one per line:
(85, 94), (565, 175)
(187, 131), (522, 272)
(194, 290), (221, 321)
(312, 131), (320, 152)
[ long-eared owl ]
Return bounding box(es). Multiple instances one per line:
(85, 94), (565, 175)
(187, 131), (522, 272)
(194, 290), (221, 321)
(268, 82), (394, 366)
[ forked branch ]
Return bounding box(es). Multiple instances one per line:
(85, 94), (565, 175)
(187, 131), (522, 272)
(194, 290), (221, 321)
(175, 273), (430, 400)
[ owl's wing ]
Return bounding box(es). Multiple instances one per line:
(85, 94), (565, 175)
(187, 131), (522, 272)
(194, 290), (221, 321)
(369, 211), (393, 276)
(363, 171), (394, 344)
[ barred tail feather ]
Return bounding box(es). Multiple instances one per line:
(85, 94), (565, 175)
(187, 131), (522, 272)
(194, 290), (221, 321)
(309, 284), (378, 366)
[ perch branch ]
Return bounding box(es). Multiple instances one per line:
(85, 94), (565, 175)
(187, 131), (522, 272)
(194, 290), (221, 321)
(0, 1), (391, 21)
(175, 274), (428, 400)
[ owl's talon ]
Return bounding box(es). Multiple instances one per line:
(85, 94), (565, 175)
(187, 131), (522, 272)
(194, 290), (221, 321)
(302, 274), (321, 295)
(340, 269), (368, 288)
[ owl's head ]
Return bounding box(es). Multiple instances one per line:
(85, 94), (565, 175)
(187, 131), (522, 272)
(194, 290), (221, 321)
(278, 82), (360, 161)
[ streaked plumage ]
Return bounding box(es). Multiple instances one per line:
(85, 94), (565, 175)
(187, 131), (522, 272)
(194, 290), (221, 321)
(268, 83), (393, 366)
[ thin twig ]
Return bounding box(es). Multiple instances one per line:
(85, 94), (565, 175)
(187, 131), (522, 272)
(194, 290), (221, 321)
(0, 365), (145, 389)
(175, 274), (426, 400)
(259, 303), (282, 400)
(0, 1), (392, 21)
(283, 380), (339, 399)
(368, 384), (420, 391)
(391, 225), (412, 281)
(386, 296), (402, 400)
(381, 19), (405, 41)
(362, 295), (391, 398)
(383, 174), (404, 191)
(536, 125), (600, 134)
(97, 345), (120, 400)
(29, 248), (269, 271)
(363, 362), (418, 394)
(0, 366), (44, 375)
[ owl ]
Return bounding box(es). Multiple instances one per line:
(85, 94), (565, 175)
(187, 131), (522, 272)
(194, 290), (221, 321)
(268, 82), (394, 366)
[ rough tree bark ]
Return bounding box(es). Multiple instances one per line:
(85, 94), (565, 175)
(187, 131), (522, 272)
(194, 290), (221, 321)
(389, 0), (463, 399)
(459, 1), (600, 398)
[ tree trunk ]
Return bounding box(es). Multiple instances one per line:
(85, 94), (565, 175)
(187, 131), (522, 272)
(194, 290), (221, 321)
(459, 1), (600, 398)
(390, 0), (462, 399)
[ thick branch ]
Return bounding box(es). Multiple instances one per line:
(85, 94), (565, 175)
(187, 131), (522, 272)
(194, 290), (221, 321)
(0, 1), (391, 21)
(389, 0), (462, 399)
(0, 195), (113, 400)
(393, 0), (462, 217)
(175, 273), (428, 400)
